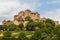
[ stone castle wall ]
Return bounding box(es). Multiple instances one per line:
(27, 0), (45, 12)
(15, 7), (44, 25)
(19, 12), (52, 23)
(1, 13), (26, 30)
(2, 9), (59, 26)
(13, 9), (40, 25)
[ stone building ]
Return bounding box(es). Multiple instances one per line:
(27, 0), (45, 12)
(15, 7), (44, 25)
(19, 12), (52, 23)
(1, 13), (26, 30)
(2, 20), (13, 26)
(2, 9), (59, 26)
(13, 9), (40, 25)
(30, 12), (40, 21)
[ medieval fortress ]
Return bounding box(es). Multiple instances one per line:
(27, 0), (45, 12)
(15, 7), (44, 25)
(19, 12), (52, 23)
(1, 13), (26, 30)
(2, 9), (59, 26)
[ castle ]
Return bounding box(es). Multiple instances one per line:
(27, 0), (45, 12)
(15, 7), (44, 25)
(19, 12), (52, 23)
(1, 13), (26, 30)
(2, 9), (59, 26)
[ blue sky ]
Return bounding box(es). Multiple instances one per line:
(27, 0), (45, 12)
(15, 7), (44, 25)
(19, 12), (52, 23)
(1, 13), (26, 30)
(0, 0), (60, 24)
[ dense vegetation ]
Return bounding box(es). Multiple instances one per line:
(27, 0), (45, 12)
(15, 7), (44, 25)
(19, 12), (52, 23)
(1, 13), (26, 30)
(0, 18), (60, 40)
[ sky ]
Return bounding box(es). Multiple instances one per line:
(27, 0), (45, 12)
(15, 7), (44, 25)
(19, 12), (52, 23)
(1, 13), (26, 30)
(0, 0), (60, 24)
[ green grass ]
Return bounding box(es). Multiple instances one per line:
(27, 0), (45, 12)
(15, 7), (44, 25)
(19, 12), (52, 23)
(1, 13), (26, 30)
(25, 31), (34, 35)
(0, 31), (35, 38)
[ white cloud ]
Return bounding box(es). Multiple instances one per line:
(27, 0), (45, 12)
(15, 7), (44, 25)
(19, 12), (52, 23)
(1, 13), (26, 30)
(0, 0), (42, 24)
(47, 0), (60, 4)
(43, 9), (60, 23)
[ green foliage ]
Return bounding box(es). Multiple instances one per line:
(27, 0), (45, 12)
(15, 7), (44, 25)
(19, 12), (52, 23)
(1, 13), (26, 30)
(38, 22), (45, 28)
(2, 25), (8, 31)
(11, 37), (18, 40)
(3, 31), (11, 37)
(3, 31), (11, 40)
(31, 30), (49, 40)
(45, 18), (55, 26)
(0, 37), (3, 40)
(25, 16), (33, 22)
(26, 22), (39, 31)
(18, 23), (24, 30)
(18, 32), (29, 40)
(45, 23), (52, 28)
(31, 30), (42, 40)
(0, 17), (60, 40)
(0, 25), (3, 30)
(8, 24), (17, 31)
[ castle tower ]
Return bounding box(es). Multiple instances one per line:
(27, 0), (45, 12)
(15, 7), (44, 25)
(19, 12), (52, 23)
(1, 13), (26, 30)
(30, 12), (40, 21)
(18, 11), (25, 16)
(14, 15), (19, 20)
(13, 19), (21, 25)
(18, 11), (25, 20)
(24, 9), (32, 17)
(14, 15), (23, 25)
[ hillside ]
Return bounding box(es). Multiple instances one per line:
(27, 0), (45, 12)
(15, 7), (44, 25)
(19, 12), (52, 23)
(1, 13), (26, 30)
(0, 9), (60, 40)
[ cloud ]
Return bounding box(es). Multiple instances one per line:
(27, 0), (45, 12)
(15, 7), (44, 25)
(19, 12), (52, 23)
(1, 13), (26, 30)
(47, 0), (60, 4)
(43, 9), (60, 23)
(0, 0), (42, 24)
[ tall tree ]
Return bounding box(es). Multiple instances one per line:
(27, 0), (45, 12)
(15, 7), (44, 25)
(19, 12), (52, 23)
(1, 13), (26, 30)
(25, 16), (33, 22)
(18, 23), (24, 30)
(26, 22), (39, 31)
(8, 24), (17, 31)
(45, 18), (55, 26)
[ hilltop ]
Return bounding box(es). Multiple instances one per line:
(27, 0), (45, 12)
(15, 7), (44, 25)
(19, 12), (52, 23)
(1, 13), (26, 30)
(0, 9), (60, 40)
(2, 9), (59, 26)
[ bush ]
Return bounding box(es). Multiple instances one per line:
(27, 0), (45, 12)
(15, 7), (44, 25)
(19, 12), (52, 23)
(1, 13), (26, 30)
(18, 32), (29, 40)
(0, 37), (3, 40)
(3, 31), (11, 37)
(31, 30), (42, 40)
(26, 22), (39, 31)
(3, 31), (12, 40)
(18, 23), (24, 30)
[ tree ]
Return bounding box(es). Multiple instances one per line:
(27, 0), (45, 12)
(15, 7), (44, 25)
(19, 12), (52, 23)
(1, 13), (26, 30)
(46, 25), (60, 40)
(45, 18), (55, 26)
(31, 30), (46, 40)
(25, 16), (33, 22)
(55, 27), (60, 40)
(38, 22), (45, 28)
(18, 23), (24, 30)
(3, 31), (11, 37)
(0, 25), (3, 30)
(3, 31), (11, 40)
(8, 24), (17, 31)
(2, 25), (8, 31)
(26, 22), (39, 31)
(18, 32), (29, 40)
